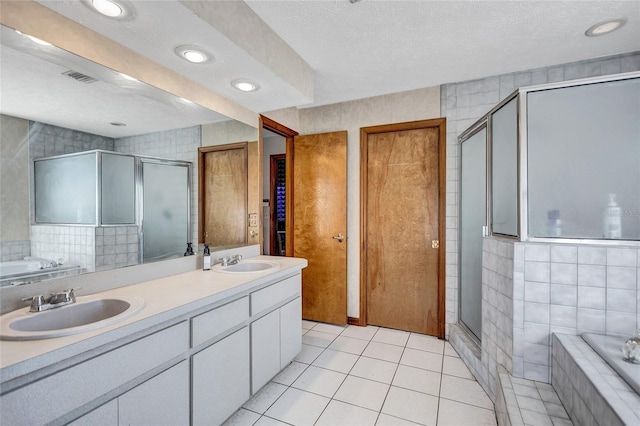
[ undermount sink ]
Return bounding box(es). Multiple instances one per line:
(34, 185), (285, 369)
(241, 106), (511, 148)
(213, 260), (279, 274)
(0, 295), (145, 341)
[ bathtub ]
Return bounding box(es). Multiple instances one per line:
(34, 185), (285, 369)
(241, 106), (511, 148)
(583, 333), (640, 395)
(0, 259), (83, 287)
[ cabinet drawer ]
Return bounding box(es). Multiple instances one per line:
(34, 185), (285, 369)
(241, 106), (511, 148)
(1, 321), (189, 426)
(192, 296), (249, 347)
(251, 274), (301, 315)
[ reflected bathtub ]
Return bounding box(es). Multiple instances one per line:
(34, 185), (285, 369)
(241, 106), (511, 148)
(0, 260), (82, 287)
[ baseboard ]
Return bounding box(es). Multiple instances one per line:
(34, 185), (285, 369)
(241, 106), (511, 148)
(347, 316), (365, 326)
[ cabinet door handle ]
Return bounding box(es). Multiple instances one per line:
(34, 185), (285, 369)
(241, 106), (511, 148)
(332, 234), (345, 243)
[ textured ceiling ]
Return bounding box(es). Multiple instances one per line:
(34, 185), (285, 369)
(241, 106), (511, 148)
(12, 0), (640, 120)
(245, 0), (640, 107)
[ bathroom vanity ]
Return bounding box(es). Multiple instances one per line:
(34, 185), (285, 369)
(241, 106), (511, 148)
(0, 255), (307, 426)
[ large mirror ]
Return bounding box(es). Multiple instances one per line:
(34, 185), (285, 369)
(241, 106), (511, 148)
(0, 24), (259, 287)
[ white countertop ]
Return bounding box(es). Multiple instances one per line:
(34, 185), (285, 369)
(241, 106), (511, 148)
(0, 255), (307, 382)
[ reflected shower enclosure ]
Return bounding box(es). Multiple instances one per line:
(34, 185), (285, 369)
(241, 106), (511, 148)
(34, 150), (192, 264)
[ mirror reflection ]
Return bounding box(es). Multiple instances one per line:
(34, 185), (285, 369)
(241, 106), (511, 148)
(0, 24), (258, 287)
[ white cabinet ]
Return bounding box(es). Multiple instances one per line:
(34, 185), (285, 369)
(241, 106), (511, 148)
(71, 361), (190, 426)
(69, 400), (118, 426)
(119, 360), (190, 426)
(251, 309), (281, 392)
(192, 327), (250, 426)
(251, 295), (302, 393)
(280, 297), (302, 368)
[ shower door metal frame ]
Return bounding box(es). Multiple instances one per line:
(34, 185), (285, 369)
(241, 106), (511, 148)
(136, 156), (192, 264)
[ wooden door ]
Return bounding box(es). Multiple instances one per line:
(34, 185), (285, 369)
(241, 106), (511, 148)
(362, 119), (445, 337)
(199, 144), (247, 247)
(291, 131), (348, 325)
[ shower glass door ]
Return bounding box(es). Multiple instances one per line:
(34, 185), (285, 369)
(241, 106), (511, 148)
(141, 160), (191, 263)
(459, 126), (487, 341)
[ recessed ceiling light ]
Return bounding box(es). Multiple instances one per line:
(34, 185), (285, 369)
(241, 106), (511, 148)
(179, 98), (194, 104)
(174, 45), (212, 64)
(231, 79), (259, 92)
(15, 30), (51, 46)
(110, 122), (127, 127)
(92, 0), (123, 17)
(585, 18), (626, 37)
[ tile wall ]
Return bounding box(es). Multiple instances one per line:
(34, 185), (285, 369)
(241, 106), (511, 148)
(30, 225), (96, 272)
(95, 226), (139, 272)
(0, 240), (31, 262)
(443, 52), (640, 398)
(441, 51), (640, 335)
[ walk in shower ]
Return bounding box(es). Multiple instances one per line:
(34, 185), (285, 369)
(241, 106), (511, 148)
(33, 150), (191, 268)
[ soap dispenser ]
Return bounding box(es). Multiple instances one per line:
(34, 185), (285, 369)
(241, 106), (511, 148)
(203, 244), (211, 271)
(603, 193), (622, 239)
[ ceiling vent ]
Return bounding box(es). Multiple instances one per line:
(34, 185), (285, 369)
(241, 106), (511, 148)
(62, 70), (99, 84)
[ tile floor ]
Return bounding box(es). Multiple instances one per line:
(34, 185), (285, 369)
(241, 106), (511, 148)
(223, 321), (497, 426)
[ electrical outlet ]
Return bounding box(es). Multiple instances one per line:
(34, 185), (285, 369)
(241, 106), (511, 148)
(248, 213), (258, 227)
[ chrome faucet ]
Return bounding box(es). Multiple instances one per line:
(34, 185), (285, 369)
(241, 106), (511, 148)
(219, 254), (242, 266)
(22, 288), (79, 313)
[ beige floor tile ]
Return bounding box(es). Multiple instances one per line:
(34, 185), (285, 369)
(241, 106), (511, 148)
(381, 386), (438, 425)
(243, 382), (288, 414)
(436, 398), (497, 425)
(291, 365), (346, 398)
(329, 335), (370, 355)
(253, 416), (289, 426)
(294, 343), (324, 364)
(376, 413), (423, 425)
(222, 408), (261, 426)
(442, 355), (474, 380)
(314, 323), (347, 335)
(341, 325), (379, 341)
(407, 334), (445, 354)
(362, 341), (405, 363)
(303, 330), (338, 348)
(271, 361), (308, 386)
(440, 375), (494, 410)
(302, 320), (318, 330)
(312, 349), (359, 374)
(443, 342), (459, 358)
(350, 356), (398, 384)
(373, 328), (411, 347)
(334, 375), (391, 412)
(400, 348), (443, 373)
(315, 400), (379, 426)
(392, 365), (441, 397)
(264, 388), (329, 426)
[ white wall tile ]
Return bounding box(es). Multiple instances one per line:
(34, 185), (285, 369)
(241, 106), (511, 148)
(577, 265), (606, 287)
(606, 248), (637, 267)
(550, 305), (576, 329)
(525, 244), (550, 262)
(551, 263), (577, 285)
(524, 282), (549, 303)
(523, 343), (549, 366)
(578, 247), (606, 265)
(524, 261), (550, 283)
(550, 284), (577, 306)
(524, 322), (550, 345)
(577, 308), (606, 333)
(524, 302), (549, 324)
(606, 289), (637, 313)
(606, 266), (637, 290)
(577, 287), (605, 310)
(606, 311), (636, 336)
(551, 246), (577, 264)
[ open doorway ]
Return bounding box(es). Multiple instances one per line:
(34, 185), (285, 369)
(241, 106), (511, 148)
(260, 116), (298, 255)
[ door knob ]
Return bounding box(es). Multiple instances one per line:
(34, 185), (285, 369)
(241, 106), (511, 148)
(332, 233), (345, 243)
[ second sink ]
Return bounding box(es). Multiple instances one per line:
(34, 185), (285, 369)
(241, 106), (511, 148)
(213, 260), (279, 273)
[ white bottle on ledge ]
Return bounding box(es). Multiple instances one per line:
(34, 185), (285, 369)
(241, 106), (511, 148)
(603, 193), (622, 239)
